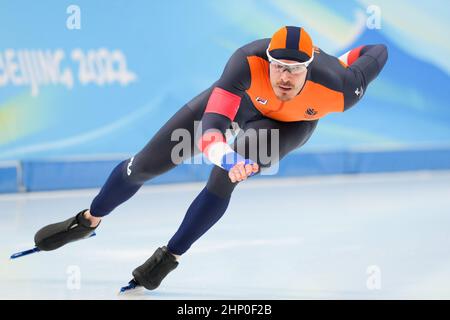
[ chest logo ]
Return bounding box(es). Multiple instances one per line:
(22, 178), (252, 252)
(305, 107), (318, 117)
(256, 97), (268, 105)
(355, 86), (364, 98)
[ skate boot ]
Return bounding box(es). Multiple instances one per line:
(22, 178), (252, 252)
(131, 246), (179, 291)
(34, 209), (99, 251)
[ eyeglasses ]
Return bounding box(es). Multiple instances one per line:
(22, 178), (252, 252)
(266, 48), (314, 74)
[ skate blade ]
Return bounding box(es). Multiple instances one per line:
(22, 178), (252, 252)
(118, 279), (144, 295)
(10, 247), (41, 259)
(10, 232), (96, 260)
(87, 232), (97, 238)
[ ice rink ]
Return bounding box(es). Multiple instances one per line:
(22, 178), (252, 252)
(1, 170), (450, 300)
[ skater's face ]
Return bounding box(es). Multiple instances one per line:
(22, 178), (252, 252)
(269, 58), (307, 101)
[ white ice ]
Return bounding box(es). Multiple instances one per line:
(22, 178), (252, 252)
(1, 170), (450, 299)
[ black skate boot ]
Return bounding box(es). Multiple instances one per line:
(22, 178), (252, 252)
(130, 246), (179, 291)
(34, 209), (99, 251)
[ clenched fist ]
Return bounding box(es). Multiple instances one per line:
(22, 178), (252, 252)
(228, 161), (259, 183)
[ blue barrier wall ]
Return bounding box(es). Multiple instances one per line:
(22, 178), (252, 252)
(1, 147), (448, 193)
(20, 159), (212, 192)
(0, 162), (19, 193)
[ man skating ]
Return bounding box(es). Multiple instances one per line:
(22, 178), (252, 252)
(27, 26), (388, 292)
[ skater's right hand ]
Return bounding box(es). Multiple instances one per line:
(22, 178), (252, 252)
(228, 161), (259, 183)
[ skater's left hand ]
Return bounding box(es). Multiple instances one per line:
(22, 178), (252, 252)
(228, 161), (259, 183)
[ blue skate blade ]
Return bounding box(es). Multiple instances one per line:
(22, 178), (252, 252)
(119, 279), (140, 294)
(10, 232), (97, 260)
(10, 247), (41, 259)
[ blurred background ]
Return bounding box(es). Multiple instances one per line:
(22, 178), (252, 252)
(1, 0), (450, 300)
(1, 0), (449, 192)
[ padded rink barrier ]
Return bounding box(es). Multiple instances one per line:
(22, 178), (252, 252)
(21, 159), (120, 192)
(0, 161), (19, 193)
(279, 147), (450, 176)
(1, 147), (450, 193)
(20, 157), (212, 192)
